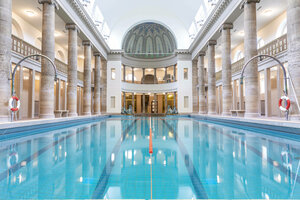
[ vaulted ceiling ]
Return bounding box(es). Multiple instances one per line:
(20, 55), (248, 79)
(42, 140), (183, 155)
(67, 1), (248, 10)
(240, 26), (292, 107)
(89, 0), (208, 49)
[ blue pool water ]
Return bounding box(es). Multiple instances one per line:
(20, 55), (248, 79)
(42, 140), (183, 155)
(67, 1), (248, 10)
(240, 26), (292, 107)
(0, 116), (300, 199)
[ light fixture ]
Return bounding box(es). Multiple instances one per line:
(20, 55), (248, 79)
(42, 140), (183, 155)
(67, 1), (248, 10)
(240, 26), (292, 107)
(25, 10), (36, 17)
(263, 9), (272, 16)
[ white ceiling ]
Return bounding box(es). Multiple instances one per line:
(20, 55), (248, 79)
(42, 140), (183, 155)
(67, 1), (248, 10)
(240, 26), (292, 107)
(97, 0), (205, 49)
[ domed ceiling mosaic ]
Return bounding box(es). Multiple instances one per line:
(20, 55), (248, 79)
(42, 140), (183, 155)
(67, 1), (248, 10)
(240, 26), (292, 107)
(122, 22), (177, 59)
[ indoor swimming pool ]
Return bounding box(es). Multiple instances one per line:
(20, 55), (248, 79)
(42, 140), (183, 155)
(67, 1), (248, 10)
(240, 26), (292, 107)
(0, 116), (300, 199)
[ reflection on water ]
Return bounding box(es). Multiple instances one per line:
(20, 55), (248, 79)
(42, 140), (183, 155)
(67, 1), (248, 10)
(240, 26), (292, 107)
(0, 117), (299, 199)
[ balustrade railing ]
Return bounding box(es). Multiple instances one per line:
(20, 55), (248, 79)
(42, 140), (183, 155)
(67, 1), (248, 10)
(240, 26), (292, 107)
(216, 34), (287, 82)
(11, 35), (84, 82)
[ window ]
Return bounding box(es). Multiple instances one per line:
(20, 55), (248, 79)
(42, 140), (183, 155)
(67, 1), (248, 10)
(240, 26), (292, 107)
(184, 96), (189, 108)
(184, 68), (188, 80)
(111, 68), (116, 80)
(110, 96), (115, 108)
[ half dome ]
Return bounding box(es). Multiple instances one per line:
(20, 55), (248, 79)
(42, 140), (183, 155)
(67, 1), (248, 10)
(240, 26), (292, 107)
(122, 22), (177, 59)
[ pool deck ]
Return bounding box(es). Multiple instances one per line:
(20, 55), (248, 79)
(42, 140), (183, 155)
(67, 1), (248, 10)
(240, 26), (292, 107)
(1, 113), (300, 135)
(0, 115), (110, 134)
(190, 114), (300, 134)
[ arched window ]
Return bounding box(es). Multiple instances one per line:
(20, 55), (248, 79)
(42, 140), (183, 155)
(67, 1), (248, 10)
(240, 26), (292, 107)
(12, 18), (24, 39)
(57, 50), (65, 62)
(233, 51), (244, 62)
(276, 19), (287, 38)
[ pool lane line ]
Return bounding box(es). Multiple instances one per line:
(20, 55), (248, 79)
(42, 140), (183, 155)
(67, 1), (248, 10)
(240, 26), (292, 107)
(0, 126), (89, 183)
(149, 117), (153, 200)
(215, 126), (300, 184)
(92, 119), (138, 199)
(161, 119), (208, 199)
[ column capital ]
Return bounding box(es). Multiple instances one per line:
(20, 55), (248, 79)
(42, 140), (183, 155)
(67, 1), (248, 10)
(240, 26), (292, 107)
(65, 23), (78, 31)
(93, 52), (101, 57)
(198, 52), (206, 57)
(240, 0), (260, 9)
(220, 23), (233, 32)
(82, 40), (91, 46)
(207, 40), (217, 47)
(38, 0), (59, 9)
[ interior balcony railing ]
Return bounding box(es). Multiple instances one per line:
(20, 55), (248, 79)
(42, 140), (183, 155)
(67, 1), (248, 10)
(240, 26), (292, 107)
(216, 34), (287, 82)
(11, 35), (84, 82)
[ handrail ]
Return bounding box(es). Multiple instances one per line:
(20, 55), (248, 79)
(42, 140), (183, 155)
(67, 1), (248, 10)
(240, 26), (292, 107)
(240, 54), (289, 119)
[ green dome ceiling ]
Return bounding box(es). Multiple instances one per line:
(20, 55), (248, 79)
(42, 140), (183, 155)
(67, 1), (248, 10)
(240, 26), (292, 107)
(122, 22), (177, 59)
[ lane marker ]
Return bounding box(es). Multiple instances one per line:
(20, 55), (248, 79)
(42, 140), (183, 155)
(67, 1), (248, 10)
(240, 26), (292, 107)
(149, 117), (153, 200)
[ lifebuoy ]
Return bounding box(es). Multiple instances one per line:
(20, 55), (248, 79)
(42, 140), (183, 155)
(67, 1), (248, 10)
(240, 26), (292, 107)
(279, 96), (290, 112)
(9, 96), (20, 112)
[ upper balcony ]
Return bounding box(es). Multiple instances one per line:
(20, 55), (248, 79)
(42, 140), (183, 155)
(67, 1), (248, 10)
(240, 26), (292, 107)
(121, 66), (177, 84)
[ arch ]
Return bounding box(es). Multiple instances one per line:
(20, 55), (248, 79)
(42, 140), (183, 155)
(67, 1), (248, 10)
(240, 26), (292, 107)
(234, 50), (244, 62)
(276, 18), (287, 38)
(122, 22), (177, 59)
(12, 18), (24, 39)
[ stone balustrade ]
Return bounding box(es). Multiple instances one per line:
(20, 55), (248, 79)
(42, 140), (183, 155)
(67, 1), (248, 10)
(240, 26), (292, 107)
(11, 35), (84, 82)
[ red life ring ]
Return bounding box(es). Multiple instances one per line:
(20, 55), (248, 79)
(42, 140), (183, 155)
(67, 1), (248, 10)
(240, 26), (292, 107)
(278, 96), (290, 112)
(9, 96), (21, 112)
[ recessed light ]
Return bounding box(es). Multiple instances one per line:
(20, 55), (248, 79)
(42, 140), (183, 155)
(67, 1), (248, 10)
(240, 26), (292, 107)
(25, 10), (36, 17)
(263, 9), (272, 16)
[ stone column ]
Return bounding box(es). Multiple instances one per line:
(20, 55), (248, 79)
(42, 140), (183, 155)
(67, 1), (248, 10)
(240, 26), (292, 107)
(123, 65), (126, 81)
(39, 0), (57, 119)
(28, 70), (35, 119)
(66, 23), (78, 117)
(207, 40), (217, 115)
(82, 41), (92, 116)
(287, 0), (300, 119)
(232, 80), (237, 110)
(0, 0), (12, 121)
(143, 93), (146, 113)
(264, 68), (271, 117)
(132, 93), (135, 114)
(142, 68), (145, 84)
(132, 67), (134, 83)
(56, 79), (61, 110)
(173, 92), (176, 109)
(198, 52), (206, 114)
(221, 23), (233, 116)
(242, 0), (260, 117)
(165, 93), (168, 113)
(123, 92), (126, 109)
(154, 68), (157, 84)
(93, 53), (101, 115)
(173, 65), (176, 81)
(239, 82), (244, 110)
(165, 67), (168, 83)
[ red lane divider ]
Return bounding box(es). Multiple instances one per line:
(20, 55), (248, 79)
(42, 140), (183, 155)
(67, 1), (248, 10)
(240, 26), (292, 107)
(149, 127), (153, 154)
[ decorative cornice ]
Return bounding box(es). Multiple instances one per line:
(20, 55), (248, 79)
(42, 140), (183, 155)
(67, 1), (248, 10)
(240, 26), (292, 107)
(189, 0), (242, 58)
(110, 50), (124, 55)
(63, 0), (110, 57)
(175, 49), (190, 54)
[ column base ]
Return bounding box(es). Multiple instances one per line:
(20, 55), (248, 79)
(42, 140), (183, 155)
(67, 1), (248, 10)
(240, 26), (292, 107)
(68, 113), (78, 117)
(244, 112), (260, 118)
(222, 112), (231, 116)
(39, 114), (55, 119)
(82, 112), (91, 116)
(289, 114), (300, 121)
(0, 115), (11, 122)
(208, 112), (217, 115)
(93, 112), (101, 115)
